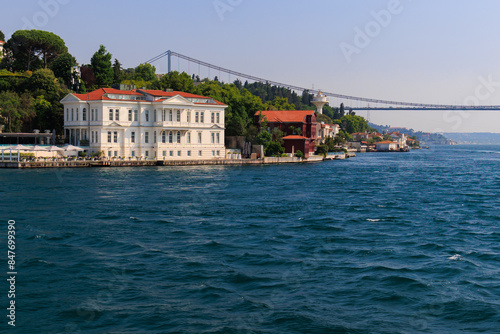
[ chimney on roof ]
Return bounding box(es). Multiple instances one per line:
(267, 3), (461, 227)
(165, 88), (173, 92)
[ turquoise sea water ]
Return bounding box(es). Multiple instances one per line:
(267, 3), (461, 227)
(1, 145), (500, 333)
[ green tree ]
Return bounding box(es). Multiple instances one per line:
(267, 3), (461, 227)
(0, 91), (21, 132)
(33, 95), (52, 131)
(112, 58), (122, 85)
(266, 141), (284, 156)
(255, 129), (272, 148)
(265, 96), (295, 110)
(25, 68), (66, 132)
(3, 30), (67, 71)
(154, 71), (197, 93)
(37, 30), (68, 68)
(90, 45), (113, 87)
(316, 145), (328, 158)
(134, 63), (156, 82)
(0, 30), (5, 41)
(25, 68), (63, 102)
(50, 52), (76, 88)
(0, 91), (34, 132)
(339, 114), (371, 134)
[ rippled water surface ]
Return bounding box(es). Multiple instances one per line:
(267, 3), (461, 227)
(2, 145), (500, 333)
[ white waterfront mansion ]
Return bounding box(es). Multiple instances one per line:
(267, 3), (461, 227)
(61, 88), (227, 159)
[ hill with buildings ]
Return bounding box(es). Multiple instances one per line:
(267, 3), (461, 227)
(368, 123), (454, 145)
(443, 133), (500, 145)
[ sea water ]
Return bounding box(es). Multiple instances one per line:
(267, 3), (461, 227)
(1, 145), (499, 333)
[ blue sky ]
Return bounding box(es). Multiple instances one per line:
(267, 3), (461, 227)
(3, 0), (500, 132)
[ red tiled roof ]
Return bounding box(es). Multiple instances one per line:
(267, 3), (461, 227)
(138, 90), (225, 105)
(138, 89), (208, 99)
(73, 88), (142, 101)
(377, 140), (397, 144)
(70, 88), (225, 105)
(283, 135), (308, 140)
(0, 41), (5, 44)
(256, 110), (315, 123)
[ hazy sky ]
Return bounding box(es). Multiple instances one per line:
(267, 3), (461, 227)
(3, 0), (500, 132)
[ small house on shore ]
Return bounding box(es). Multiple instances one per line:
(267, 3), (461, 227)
(375, 140), (398, 152)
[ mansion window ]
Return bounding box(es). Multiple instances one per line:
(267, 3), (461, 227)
(176, 131), (181, 144)
(128, 110), (132, 121)
(187, 151), (191, 157)
(154, 131), (157, 144)
(211, 112), (215, 123)
(187, 111), (191, 123)
(162, 131), (166, 143)
(198, 132), (202, 144)
(177, 110), (181, 122)
(107, 131), (112, 143)
(169, 110), (173, 121)
(134, 110), (138, 121)
(195, 112), (199, 123)
(187, 132), (191, 144)
(211, 133), (215, 144)
(162, 110), (166, 121)
(76, 108), (79, 121)
(71, 109), (74, 121)
(145, 131), (149, 143)
(109, 109), (113, 121)
(216, 113), (220, 123)
(216, 132), (220, 144)
(115, 109), (119, 121)
(145, 110), (149, 122)
(113, 131), (118, 143)
(169, 131), (173, 143)
(82, 108), (87, 121)
(154, 110), (157, 122)
(200, 112), (204, 123)
(199, 150), (202, 156)
(131, 131), (135, 143)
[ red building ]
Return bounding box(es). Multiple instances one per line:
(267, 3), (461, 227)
(255, 110), (317, 157)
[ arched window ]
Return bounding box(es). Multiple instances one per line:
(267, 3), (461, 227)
(176, 131), (181, 143)
(162, 131), (166, 143)
(169, 131), (173, 143)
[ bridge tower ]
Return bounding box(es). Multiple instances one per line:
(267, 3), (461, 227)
(312, 91), (328, 114)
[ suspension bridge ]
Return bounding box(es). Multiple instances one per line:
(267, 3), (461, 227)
(145, 50), (500, 111)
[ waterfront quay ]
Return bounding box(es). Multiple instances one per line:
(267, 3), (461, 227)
(0, 155), (356, 169)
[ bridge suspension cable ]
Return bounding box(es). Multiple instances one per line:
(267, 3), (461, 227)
(145, 51), (500, 110)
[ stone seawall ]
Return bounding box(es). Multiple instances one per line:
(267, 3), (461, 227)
(1, 155), (332, 169)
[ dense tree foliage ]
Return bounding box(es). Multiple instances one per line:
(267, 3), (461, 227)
(90, 45), (113, 88)
(0, 30), (5, 41)
(337, 115), (372, 134)
(50, 52), (76, 88)
(1, 30), (67, 71)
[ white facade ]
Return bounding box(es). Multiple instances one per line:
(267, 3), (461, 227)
(0, 41), (4, 59)
(317, 123), (340, 143)
(61, 88), (227, 160)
